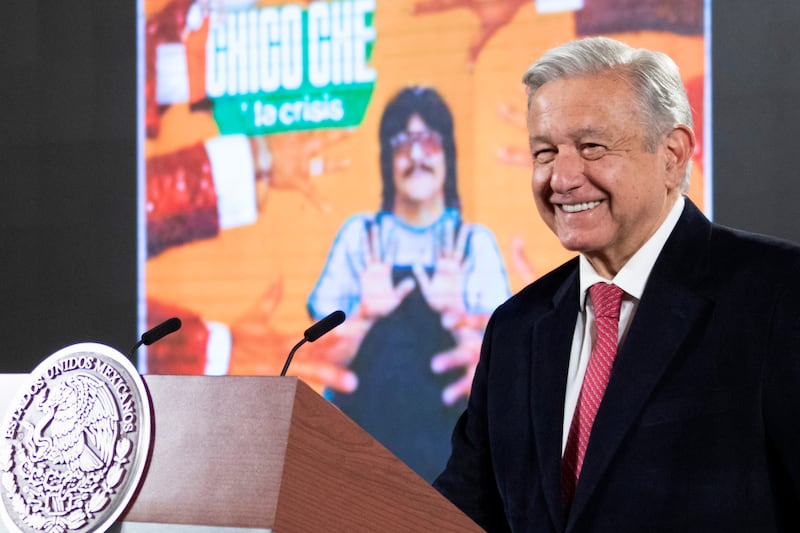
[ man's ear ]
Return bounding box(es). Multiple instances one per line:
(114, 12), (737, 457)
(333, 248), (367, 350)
(663, 125), (696, 187)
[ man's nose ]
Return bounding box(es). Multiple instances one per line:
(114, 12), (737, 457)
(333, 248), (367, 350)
(550, 149), (585, 193)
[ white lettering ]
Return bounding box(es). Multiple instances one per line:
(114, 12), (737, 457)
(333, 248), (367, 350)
(207, 1), (375, 96)
(257, 9), (281, 92)
(352, 0), (376, 83)
(308, 0), (376, 88)
(280, 5), (304, 90)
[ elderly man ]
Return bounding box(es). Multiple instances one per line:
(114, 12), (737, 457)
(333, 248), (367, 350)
(434, 36), (800, 532)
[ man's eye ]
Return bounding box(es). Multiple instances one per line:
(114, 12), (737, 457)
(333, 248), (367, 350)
(533, 149), (555, 164)
(581, 144), (607, 160)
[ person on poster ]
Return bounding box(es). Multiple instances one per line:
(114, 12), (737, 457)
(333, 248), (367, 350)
(433, 36), (800, 532)
(307, 86), (511, 482)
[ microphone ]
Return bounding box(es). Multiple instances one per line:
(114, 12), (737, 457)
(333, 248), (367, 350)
(303, 310), (346, 342)
(128, 317), (182, 359)
(280, 310), (345, 377)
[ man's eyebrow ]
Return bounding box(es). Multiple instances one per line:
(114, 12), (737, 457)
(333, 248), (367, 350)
(529, 127), (609, 145)
(570, 127), (607, 139)
(529, 135), (550, 146)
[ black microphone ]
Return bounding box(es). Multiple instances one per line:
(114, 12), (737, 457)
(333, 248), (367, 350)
(142, 317), (182, 345)
(303, 310), (346, 342)
(280, 310), (345, 376)
(128, 317), (182, 359)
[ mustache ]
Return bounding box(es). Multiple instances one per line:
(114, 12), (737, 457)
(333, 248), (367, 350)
(402, 162), (436, 178)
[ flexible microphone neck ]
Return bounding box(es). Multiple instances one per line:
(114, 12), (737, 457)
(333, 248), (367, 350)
(280, 339), (306, 377)
(280, 310), (345, 377)
(128, 317), (182, 359)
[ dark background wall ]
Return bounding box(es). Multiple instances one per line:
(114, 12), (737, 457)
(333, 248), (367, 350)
(712, 0), (800, 238)
(1, 1), (798, 373)
(1, 2), (137, 371)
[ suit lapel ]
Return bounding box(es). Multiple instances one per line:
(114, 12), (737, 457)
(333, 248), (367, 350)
(566, 200), (715, 529)
(530, 267), (580, 532)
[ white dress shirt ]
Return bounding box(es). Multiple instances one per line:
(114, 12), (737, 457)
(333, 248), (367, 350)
(561, 195), (686, 452)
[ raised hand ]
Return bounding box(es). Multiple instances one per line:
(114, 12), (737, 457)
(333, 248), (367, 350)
(431, 313), (490, 405)
(254, 129), (351, 212)
(300, 318), (369, 392)
(228, 279), (357, 392)
(413, 220), (469, 316)
(412, 0), (529, 67)
(359, 223), (417, 319)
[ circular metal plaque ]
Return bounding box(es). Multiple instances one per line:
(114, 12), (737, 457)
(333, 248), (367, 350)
(1, 343), (152, 533)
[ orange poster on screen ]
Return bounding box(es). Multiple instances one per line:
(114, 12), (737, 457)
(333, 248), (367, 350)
(139, 0), (710, 481)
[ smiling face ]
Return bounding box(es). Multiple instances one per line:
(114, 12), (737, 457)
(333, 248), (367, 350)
(391, 113), (446, 221)
(527, 73), (689, 278)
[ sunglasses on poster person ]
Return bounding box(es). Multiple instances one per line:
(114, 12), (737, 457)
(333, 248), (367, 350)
(389, 129), (443, 156)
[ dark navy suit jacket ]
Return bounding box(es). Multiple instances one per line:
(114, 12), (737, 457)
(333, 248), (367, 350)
(434, 200), (800, 532)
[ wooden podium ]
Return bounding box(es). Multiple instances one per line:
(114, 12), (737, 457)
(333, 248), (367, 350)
(0, 374), (482, 532)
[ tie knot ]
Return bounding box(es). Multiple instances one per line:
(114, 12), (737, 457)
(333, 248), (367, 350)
(589, 283), (623, 319)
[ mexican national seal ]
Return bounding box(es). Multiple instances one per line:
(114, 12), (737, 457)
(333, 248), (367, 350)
(1, 343), (152, 533)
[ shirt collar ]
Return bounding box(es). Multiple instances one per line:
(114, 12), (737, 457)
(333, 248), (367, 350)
(578, 195), (685, 310)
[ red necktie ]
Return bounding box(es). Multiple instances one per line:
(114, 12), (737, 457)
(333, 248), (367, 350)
(562, 282), (624, 510)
